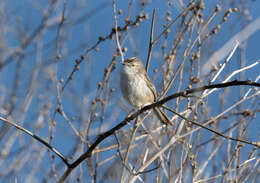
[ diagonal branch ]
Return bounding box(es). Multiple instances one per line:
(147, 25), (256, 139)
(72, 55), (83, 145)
(145, 8), (156, 72)
(0, 116), (69, 166)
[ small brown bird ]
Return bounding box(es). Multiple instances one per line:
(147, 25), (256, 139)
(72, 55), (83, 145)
(120, 57), (171, 125)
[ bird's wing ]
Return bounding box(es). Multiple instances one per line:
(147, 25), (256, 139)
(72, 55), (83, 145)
(143, 71), (157, 100)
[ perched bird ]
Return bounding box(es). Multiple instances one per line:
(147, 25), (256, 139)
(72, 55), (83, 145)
(120, 57), (171, 125)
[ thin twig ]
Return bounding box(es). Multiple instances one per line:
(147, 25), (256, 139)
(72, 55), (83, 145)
(145, 8), (156, 72)
(211, 41), (239, 82)
(166, 108), (260, 150)
(119, 117), (141, 183)
(153, 2), (194, 44)
(114, 133), (133, 173)
(113, 0), (124, 62)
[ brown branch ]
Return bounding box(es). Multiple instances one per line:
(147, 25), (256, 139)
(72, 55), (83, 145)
(145, 8), (156, 72)
(156, 80), (259, 109)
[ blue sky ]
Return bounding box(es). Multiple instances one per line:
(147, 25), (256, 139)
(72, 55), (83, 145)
(0, 0), (259, 182)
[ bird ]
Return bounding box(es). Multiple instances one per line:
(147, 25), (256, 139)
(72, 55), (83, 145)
(120, 57), (172, 125)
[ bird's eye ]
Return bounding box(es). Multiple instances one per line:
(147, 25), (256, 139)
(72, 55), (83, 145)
(125, 57), (136, 64)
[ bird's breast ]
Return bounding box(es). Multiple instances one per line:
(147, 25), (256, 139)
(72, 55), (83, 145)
(120, 71), (154, 108)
